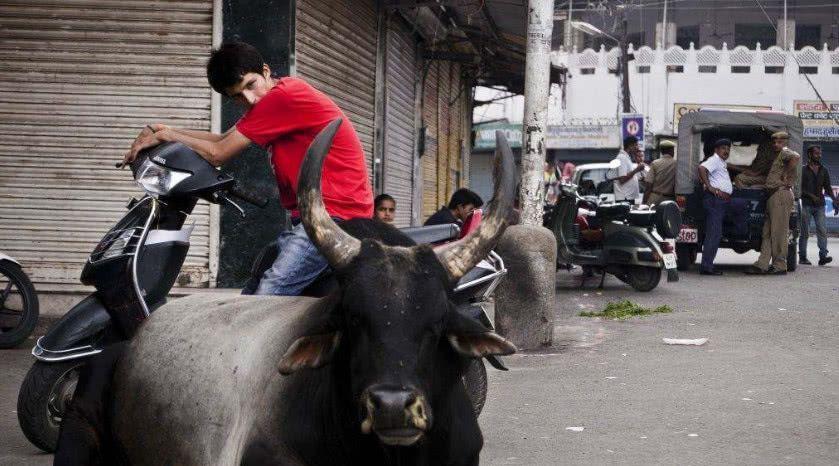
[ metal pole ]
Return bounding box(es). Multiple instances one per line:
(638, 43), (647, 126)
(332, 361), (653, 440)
(783, 0), (788, 49)
(620, 15), (631, 113)
(661, 0), (668, 48)
(520, 0), (555, 226)
(568, 0), (573, 50)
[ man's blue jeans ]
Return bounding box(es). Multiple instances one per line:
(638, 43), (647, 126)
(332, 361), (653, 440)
(254, 222), (330, 296)
(701, 193), (748, 272)
(799, 205), (829, 260)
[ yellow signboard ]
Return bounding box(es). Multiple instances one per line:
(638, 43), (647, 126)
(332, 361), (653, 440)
(672, 103), (772, 131)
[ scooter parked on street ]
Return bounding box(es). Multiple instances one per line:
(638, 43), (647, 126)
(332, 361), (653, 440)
(16, 141), (269, 453)
(0, 252), (39, 349)
(544, 168), (682, 292)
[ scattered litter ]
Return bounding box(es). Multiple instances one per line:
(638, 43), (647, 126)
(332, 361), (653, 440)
(581, 300), (672, 319)
(583, 293), (589, 297)
(778, 308), (787, 311)
(606, 449), (614, 453)
(768, 402), (775, 405)
(596, 292), (602, 295)
(687, 323), (696, 326)
(540, 436), (550, 439)
(598, 362), (608, 365)
(640, 436), (648, 439)
(663, 337), (708, 346)
(741, 398), (752, 401)
(688, 433), (699, 437)
(621, 353), (627, 357)
(565, 426), (585, 432)
(605, 376), (618, 379)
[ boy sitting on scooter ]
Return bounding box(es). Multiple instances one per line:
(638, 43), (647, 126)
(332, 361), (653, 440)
(121, 41), (374, 296)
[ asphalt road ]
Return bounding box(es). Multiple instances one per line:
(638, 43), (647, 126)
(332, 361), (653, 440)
(1, 239), (837, 465)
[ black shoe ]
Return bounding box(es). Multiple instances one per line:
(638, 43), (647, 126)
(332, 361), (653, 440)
(700, 269), (723, 276)
(768, 267), (787, 275)
(819, 256), (833, 266)
(744, 266), (768, 275)
(799, 258), (812, 265)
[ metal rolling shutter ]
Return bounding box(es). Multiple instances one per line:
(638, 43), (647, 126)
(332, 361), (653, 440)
(0, 0), (214, 291)
(421, 61), (440, 220)
(295, 0), (378, 175)
(382, 16), (417, 227)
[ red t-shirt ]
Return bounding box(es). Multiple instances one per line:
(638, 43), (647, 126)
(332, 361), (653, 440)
(236, 77), (373, 220)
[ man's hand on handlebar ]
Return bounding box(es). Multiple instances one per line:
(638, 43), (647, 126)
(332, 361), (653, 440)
(120, 124), (170, 168)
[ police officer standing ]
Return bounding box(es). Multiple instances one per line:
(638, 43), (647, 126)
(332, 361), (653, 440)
(697, 139), (749, 275)
(746, 131), (801, 275)
(643, 140), (677, 206)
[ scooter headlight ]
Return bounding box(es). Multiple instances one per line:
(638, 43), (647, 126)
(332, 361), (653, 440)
(135, 158), (191, 195)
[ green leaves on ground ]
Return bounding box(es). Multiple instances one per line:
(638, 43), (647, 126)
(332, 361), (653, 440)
(580, 300), (673, 319)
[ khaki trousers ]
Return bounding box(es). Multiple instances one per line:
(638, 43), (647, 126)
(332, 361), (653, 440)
(754, 189), (794, 271)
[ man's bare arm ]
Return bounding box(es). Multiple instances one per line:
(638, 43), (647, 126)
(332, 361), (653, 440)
(147, 124), (236, 143)
(123, 127), (252, 167)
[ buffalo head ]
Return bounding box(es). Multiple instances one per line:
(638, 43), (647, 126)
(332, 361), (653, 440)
(277, 119), (517, 447)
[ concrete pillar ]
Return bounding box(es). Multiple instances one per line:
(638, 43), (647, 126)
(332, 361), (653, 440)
(777, 19), (796, 50)
(494, 225), (556, 350)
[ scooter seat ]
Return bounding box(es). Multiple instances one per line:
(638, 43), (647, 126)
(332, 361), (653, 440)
(626, 210), (656, 228)
(402, 224), (461, 245)
(596, 203), (630, 220)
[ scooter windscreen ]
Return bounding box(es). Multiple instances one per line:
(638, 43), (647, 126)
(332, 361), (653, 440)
(131, 142), (234, 200)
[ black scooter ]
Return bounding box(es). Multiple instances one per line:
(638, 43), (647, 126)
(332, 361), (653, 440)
(16, 142), (268, 452)
(544, 179), (682, 292)
(17, 142), (507, 453)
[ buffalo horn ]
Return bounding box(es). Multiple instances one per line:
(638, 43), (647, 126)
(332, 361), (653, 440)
(297, 118), (361, 269)
(435, 131), (516, 281)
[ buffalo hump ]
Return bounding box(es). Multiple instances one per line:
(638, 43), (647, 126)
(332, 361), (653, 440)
(112, 293), (322, 466)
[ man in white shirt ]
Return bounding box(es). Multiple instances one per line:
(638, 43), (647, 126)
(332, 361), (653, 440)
(696, 138), (749, 275)
(613, 136), (646, 203)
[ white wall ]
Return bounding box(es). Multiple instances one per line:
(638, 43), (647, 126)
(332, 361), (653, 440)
(560, 43), (839, 134)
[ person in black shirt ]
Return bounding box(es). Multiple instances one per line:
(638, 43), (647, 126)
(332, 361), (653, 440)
(799, 145), (838, 266)
(424, 188), (484, 226)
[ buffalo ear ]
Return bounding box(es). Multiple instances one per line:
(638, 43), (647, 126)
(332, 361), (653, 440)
(445, 312), (517, 358)
(278, 332), (342, 375)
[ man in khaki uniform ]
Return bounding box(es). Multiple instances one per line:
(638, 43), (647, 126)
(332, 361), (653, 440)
(732, 139), (776, 188)
(746, 132), (801, 275)
(643, 140), (677, 206)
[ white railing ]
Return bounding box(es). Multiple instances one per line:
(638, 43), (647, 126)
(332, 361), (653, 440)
(559, 43), (839, 75)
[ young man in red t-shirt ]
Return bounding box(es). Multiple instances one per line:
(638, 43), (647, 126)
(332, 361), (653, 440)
(122, 41), (373, 295)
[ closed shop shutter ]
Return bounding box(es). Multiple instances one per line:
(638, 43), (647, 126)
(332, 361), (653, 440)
(0, 0), (214, 291)
(295, 0), (379, 175)
(422, 61), (440, 220)
(382, 15), (418, 227)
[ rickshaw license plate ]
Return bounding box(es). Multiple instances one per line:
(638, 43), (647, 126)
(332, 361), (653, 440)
(663, 253), (677, 269)
(677, 227), (698, 243)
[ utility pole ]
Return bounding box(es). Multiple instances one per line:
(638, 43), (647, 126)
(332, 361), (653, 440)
(519, 0), (555, 225)
(661, 0), (668, 48)
(619, 12), (631, 113)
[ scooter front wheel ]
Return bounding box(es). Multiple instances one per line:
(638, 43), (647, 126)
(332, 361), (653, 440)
(0, 260), (39, 349)
(17, 360), (83, 452)
(462, 359), (488, 417)
(621, 266), (662, 292)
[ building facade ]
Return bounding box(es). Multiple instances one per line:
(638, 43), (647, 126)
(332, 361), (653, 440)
(0, 0), (486, 295)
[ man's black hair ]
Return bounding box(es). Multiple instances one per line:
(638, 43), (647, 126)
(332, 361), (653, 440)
(206, 41), (266, 94)
(447, 188), (484, 210)
(807, 145), (821, 156)
(374, 193), (396, 209)
(623, 136), (639, 150)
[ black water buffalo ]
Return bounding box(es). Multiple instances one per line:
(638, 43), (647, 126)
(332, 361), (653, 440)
(55, 121), (517, 466)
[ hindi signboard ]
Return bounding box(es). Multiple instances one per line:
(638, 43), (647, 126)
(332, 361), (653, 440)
(545, 124), (620, 149)
(794, 101), (839, 140)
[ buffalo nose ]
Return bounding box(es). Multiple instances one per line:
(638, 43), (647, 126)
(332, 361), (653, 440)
(364, 386), (429, 432)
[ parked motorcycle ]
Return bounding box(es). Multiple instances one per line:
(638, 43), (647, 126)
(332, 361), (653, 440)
(18, 140), (508, 452)
(544, 174), (682, 292)
(0, 252), (39, 349)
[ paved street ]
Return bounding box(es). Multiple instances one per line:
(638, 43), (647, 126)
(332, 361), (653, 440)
(1, 239), (837, 465)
